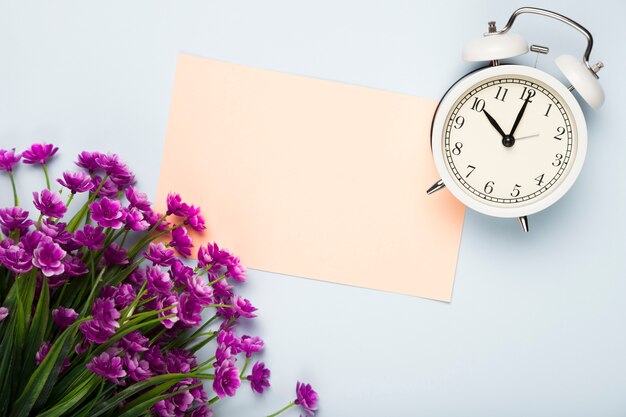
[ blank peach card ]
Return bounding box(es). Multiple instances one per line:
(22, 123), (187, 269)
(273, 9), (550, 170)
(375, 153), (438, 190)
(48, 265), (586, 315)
(157, 54), (465, 301)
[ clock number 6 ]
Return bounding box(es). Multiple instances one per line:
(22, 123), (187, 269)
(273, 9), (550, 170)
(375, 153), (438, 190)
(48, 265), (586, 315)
(452, 142), (463, 155)
(483, 181), (495, 195)
(510, 184), (522, 198)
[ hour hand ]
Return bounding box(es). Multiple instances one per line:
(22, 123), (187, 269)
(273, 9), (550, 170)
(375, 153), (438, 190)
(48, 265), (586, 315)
(482, 109), (507, 138)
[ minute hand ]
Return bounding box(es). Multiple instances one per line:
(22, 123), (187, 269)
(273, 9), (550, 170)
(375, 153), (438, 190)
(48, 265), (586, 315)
(509, 98), (530, 137)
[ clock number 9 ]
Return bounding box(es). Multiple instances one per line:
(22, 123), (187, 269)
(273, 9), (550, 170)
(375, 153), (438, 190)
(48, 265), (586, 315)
(552, 153), (563, 167)
(452, 142), (463, 155)
(483, 181), (495, 195)
(453, 116), (465, 129)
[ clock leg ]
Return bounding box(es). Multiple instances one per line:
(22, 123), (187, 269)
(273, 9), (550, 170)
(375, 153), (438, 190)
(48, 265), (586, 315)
(426, 179), (446, 195)
(518, 216), (529, 233)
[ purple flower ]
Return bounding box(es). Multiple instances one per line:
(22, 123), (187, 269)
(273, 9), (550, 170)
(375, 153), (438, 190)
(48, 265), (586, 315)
(92, 297), (120, 330)
(0, 148), (21, 172)
(90, 197), (124, 229)
(170, 259), (194, 285)
(125, 187), (151, 212)
(190, 379), (208, 402)
(185, 205), (206, 232)
(95, 153), (125, 176)
(0, 307), (8, 321)
(233, 296), (257, 319)
(227, 256), (246, 282)
(217, 330), (241, 356)
(169, 226), (193, 257)
(73, 224), (105, 250)
(247, 362), (271, 394)
(213, 359), (240, 398)
(166, 193), (190, 217)
(295, 382), (319, 416)
(90, 175), (118, 198)
(79, 319), (115, 344)
(166, 349), (197, 374)
(152, 400), (175, 417)
(52, 307), (78, 330)
(155, 294), (178, 329)
(185, 275), (213, 306)
(143, 212), (165, 232)
(190, 404), (213, 417)
(143, 242), (175, 266)
(123, 353), (153, 382)
(86, 351), (126, 384)
(0, 207), (33, 236)
(32, 236), (66, 277)
(75, 151), (103, 173)
(120, 331), (149, 353)
(240, 335), (264, 358)
(177, 292), (202, 327)
(144, 346), (167, 374)
(20, 230), (43, 255)
(61, 255), (88, 277)
(109, 167), (135, 189)
(0, 240), (33, 274)
(22, 143), (58, 165)
(57, 171), (93, 194)
(35, 342), (51, 365)
(103, 243), (128, 265)
(39, 219), (72, 246)
(128, 267), (147, 287)
(171, 390), (194, 414)
(197, 242), (227, 270)
(114, 283), (136, 309)
(123, 207), (148, 231)
(146, 266), (172, 295)
(33, 189), (67, 219)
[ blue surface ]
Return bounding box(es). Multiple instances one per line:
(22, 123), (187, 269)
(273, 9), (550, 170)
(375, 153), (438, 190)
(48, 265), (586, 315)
(1, 1), (625, 416)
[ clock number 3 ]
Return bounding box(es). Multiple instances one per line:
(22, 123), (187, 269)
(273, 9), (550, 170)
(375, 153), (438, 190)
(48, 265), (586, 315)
(552, 153), (563, 167)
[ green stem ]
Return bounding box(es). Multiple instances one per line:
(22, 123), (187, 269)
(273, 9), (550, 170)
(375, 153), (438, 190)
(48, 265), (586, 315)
(266, 402), (295, 417)
(8, 171), (19, 206)
(240, 357), (250, 378)
(42, 163), (51, 190)
(66, 192), (75, 209)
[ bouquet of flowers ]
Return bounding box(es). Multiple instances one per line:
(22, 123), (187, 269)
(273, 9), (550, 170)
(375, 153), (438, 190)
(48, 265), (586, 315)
(0, 144), (318, 417)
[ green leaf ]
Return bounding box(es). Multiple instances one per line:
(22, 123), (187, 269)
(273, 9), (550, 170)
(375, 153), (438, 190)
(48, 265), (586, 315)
(20, 278), (50, 388)
(9, 321), (81, 417)
(116, 382), (202, 417)
(89, 373), (192, 417)
(35, 373), (99, 417)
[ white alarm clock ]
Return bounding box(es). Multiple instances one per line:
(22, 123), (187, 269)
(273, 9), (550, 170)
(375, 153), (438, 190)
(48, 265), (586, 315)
(427, 7), (605, 232)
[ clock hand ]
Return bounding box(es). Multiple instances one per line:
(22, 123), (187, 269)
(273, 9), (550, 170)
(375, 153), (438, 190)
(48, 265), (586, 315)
(509, 98), (530, 137)
(482, 109), (507, 138)
(515, 133), (540, 140)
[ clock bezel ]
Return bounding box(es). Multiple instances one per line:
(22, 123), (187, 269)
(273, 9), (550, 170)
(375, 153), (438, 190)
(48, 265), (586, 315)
(430, 64), (588, 218)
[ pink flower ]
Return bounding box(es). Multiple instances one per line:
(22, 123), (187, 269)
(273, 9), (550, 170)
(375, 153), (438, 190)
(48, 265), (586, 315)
(0, 148), (22, 172)
(52, 307), (78, 330)
(32, 236), (66, 277)
(89, 197), (124, 229)
(295, 382), (319, 416)
(212, 359), (240, 398)
(143, 242), (175, 266)
(33, 189), (67, 218)
(0, 307), (8, 321)
(177, 292), (202, 327)
(247, 362), (271, 394)
(35, 342), (51, 365)
(169, 226), (193, 257)
(22, 143), (58, 165)
(0, 207), (33, 235)
(123, 353), (153, 382)
(240, 335), (264, 358)
(233, 296), (257, 319)
(166, 193), (189, 217)
(86, 351), (126, 384)
(57, 171), (93, 194)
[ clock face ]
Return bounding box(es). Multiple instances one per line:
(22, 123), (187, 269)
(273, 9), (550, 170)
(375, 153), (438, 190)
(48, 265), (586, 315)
(441, 73), (578, 209)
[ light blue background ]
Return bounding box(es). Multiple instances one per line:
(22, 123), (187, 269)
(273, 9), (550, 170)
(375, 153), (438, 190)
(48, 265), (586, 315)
(1, 1), (625, 416)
